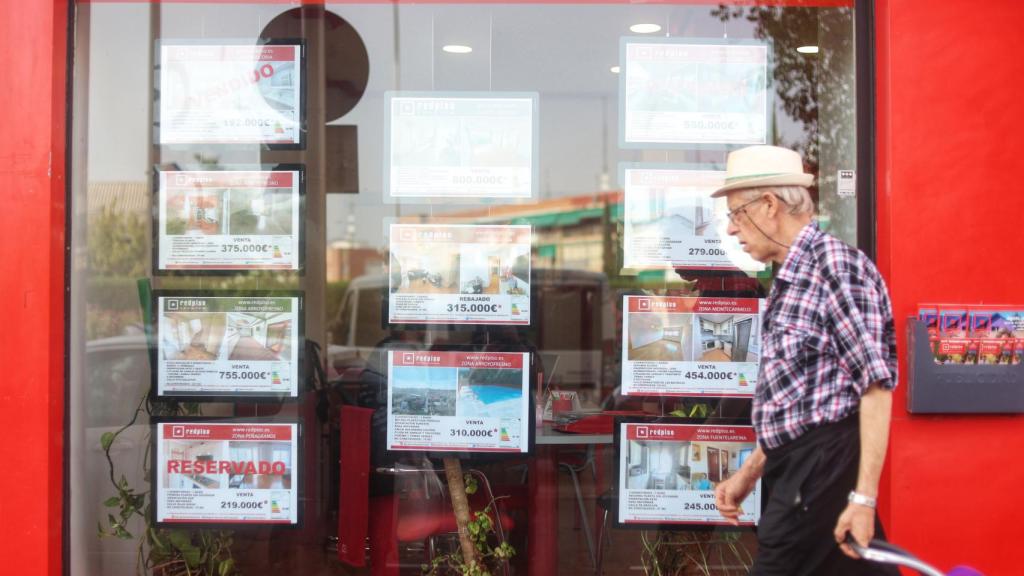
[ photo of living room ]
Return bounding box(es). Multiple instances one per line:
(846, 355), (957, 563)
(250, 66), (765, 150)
(624, 438), (754, 492)
(693, 313), (760, 363)
(390, 243), (460, 295)
(627, 312), (694, 362)
(226, 441), (292, 490)
(457, 244), (531, 296)
(161, 312), (228, 361)
(162, 439), (227, 490)
(223, 312), (292, 361)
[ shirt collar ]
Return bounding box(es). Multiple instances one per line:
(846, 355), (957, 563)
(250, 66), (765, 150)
(774, 221), (820, 284)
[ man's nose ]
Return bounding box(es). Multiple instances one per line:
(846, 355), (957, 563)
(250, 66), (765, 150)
(726, 219), (739, 236)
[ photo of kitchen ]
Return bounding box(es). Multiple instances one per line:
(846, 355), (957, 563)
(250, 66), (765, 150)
(624, 438), (755, 492)
(693, 313), (760, 363)
(457, 244), (530, 296)
(162, 439), (227, 490)
(627, 312), (694, 362)
(161, 440), (292, 491)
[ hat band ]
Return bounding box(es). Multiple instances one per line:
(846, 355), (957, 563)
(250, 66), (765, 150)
(724, 171), (797, 182)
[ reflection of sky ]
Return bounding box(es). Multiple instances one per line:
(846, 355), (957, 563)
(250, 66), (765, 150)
(392, 366), (457, 390)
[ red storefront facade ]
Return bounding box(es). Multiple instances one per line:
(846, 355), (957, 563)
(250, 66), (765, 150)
(3, 0), (1022, 574)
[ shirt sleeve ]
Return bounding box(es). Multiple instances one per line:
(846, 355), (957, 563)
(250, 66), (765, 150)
(823, 264), (898, 395)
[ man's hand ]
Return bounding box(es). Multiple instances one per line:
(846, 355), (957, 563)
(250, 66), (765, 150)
(715, 468), (759, 525)
(833, 502), (875, 558)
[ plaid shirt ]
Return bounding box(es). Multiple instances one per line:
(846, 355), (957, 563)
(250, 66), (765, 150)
(753, 223), (897, 450)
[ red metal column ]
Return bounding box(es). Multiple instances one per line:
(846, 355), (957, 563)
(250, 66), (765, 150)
(0, 1), (69, 574)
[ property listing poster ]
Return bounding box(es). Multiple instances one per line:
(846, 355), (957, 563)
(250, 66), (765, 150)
(155, 421), (299, 525)
(622, 165), (765, 272)
(159, 43), (302, 145)
(388, 224), (531, 325)
(621, 40), (768, 146)
(386, 92), (537, 198)
(622, 296), (763, 397)
(156, 294), (301, 397)
(386, 351), (531, 453)
(156, 169), (302, 272)
(618, 422), (760, 526)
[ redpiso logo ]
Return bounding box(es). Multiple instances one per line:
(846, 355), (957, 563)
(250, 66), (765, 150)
(636, 426), (649, 439)
(171, 426), (185, 438)
(638, 298), (651, 311)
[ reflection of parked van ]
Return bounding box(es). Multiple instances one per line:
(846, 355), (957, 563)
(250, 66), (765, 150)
(326, 269), (613, 399)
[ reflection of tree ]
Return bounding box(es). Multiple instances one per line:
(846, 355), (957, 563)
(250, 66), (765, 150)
(711, 4), (855, 177)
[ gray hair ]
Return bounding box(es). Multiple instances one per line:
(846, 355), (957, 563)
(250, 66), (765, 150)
(733, 185), (815, 216)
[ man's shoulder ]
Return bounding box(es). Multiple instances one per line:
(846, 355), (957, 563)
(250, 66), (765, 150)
(809, 230), (882, 284)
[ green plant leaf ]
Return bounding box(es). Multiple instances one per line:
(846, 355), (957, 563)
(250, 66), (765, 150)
(103, 496), (120, 507)
(100, 432), (115, 451)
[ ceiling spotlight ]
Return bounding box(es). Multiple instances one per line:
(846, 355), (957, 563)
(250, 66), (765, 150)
(442, 45), (473, 54)
(610, 66), (621, 74)
(630, 23), (662, 34)
(796, 45), (820, 54)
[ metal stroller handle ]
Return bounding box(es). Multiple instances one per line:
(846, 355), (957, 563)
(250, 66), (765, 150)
(846, 536), (945, 576)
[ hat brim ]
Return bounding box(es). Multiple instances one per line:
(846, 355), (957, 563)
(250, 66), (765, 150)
(710, 173), (814, 198)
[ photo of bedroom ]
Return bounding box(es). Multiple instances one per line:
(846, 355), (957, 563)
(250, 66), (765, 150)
(390, 243), (460, 295)
(457, 244), (531, 296)
(693, 314), (759, 363)
(456, 367), (524, 419)
(624, 438), (754, 492)
(161, 312), (228, 361)
(224, 312), (293, 361)
(164, 190), (227, 236)
(162, 439), (227, 490)
(627, 312), (694, 362)
(227, 188), (293, 236)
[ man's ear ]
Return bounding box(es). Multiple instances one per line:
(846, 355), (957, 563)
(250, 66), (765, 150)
(762, 192), (780, 217)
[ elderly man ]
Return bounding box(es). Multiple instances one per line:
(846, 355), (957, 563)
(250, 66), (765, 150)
(712, 146), (898, 575)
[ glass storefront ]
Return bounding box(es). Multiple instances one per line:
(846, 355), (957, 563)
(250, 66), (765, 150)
(69, 1), (864, 574)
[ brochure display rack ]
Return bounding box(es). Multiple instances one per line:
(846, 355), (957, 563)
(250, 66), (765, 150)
(907, 319), (1024, 413)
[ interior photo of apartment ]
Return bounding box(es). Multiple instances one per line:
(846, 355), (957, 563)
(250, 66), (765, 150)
(226, 441), (293, 490)
(627, 312), (694, 362)
(163, 439), (227, 490)
(624, 438), (754, 492)
(161, 312), (228, 361)
(390, 243), (460, 294)
(161, 311), (292, 362)
(225, 312), (293, 361)
(458, 244), (530, 296)
(694, 313), (760, 363)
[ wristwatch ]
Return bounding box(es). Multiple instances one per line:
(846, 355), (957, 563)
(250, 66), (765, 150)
(848, 491), (877, 509)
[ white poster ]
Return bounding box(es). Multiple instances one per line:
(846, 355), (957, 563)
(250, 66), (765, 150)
(156, 294), (301, 398)
(156, 169), (302, 272)
(387, 351), (531, 453)
(389, 224), (531, 325)
(622, 166), (764, 272)
(621, 40), (768, 146)
(386, 92), (537, 198)
(159, 43), (303, 145)
(618, 422), (760, 526)
(155, 421), (299, 525)
(622, 296), (763, 397)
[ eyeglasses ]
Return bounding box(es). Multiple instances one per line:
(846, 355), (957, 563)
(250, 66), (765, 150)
(724, 196), (767, 223)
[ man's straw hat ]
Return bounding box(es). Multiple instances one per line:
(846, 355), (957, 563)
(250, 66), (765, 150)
(710, 145), (814, 197)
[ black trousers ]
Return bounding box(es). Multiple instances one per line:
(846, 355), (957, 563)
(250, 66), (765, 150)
(751, 416), (898, 576)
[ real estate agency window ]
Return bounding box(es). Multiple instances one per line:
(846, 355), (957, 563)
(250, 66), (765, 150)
(68, 1), (867, 574)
